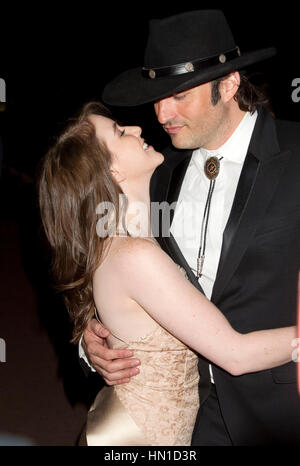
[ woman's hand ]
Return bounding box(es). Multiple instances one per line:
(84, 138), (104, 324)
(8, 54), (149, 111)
(81, 318), (141, 385)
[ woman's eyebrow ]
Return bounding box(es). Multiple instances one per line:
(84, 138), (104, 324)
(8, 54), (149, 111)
(113, 121), (117, 134)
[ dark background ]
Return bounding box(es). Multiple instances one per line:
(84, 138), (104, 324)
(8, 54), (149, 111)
(0, 3), (299, 446)
(1, 3), (300, 176)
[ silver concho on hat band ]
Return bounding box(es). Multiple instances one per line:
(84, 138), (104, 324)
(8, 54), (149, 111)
(141, 46), (241, 80)
(219, 53), (226, 64)
(184, 62), (194, 72)
(204, 156), (221, 180)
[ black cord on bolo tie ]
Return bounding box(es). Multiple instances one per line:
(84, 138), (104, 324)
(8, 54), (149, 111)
(196, 155), (223, 279)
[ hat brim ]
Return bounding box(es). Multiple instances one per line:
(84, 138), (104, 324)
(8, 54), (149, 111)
(102, 47), (276, 107)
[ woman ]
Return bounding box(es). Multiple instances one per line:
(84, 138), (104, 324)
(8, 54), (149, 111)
(38, 102), (296, 446)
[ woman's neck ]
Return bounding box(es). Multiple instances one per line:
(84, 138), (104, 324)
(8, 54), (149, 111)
(121, 179), (153, 239)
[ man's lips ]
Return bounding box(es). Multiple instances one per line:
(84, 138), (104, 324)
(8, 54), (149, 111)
(164, 125), (184, 134)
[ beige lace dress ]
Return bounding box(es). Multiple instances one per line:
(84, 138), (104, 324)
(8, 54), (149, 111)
(86, 322), (200, 446)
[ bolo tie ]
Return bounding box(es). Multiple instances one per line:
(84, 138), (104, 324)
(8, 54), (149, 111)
(196, 155), (223, 279)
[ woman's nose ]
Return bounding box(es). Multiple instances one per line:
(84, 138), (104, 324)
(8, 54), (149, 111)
(130, 126), (142, 137)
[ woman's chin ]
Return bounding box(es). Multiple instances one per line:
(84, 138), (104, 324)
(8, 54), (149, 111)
(155, 151), (165, 165)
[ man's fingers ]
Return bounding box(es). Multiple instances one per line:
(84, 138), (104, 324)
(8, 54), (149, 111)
(89, 354), (140, 379)
(104, 378), (131, 386)
(102, 357), (140, 373)
(87, 345), (134, 362)
(82, 317), (141, 385)
(99, 365), (140, 382)
(90, 352), (140, 371)
(88, 319), (110, 338)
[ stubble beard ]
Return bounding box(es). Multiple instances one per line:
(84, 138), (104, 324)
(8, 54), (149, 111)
(169, 122), (220, 150)
(169, 107), (228, 150)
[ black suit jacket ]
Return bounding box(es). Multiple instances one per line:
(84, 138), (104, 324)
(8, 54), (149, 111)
(150, 106), (300, 444)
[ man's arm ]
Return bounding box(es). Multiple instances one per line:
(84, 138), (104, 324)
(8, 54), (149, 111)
(81, 318), (140, 385)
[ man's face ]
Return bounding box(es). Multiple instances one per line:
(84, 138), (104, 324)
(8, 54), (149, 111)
(154, 82), (227, 150)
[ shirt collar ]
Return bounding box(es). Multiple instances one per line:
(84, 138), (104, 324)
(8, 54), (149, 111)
(196, 110), (258, 165)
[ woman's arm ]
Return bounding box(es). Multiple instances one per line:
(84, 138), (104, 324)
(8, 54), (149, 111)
(115, 239), (296, 376)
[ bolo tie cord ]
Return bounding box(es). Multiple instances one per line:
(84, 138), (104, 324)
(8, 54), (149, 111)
(196, 156), (223, 279)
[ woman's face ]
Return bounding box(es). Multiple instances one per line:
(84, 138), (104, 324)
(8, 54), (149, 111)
(89, 114), (164, 185)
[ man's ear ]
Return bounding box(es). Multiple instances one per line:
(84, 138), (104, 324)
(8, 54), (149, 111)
(219, 72), (240, 103)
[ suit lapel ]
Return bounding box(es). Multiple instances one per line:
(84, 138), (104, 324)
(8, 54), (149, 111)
(161, 233), (205, 293)
(150, 148), (192, 204)
(166, 153), (193, 209)
(150, 164), (171, 204)
(211, 108), (292, 304)
(151, 148), (204, 289)
(151, 147), (192, 242)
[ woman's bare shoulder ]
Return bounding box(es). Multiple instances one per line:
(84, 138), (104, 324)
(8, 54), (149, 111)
(96, 236), (162, 270)
(110, 236), (162, 260)
(95, 236), (178, 288)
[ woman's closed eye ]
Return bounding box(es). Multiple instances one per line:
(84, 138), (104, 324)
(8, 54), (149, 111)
(113, 121), (126, 137)
(117, 124), (125, 137)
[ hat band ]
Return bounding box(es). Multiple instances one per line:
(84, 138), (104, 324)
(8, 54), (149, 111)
(142, 46), (241, 79)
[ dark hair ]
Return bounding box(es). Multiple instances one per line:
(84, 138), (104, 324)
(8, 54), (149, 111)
(211, 72), (271, 113)
(38, 102), (124, 343)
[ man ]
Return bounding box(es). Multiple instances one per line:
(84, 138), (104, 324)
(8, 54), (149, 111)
(81, 10), (300, 445)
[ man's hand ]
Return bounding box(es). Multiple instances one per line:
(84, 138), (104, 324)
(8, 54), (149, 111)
(82, 318), (140, 385)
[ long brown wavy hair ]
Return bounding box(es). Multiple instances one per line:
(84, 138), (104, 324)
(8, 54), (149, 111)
(38, 102), (124, 343)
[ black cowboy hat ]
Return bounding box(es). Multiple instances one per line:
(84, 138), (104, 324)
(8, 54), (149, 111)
(102, 10), (276, 107)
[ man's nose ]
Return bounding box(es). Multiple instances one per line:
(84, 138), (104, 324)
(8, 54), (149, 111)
(154, 98), (176, 124)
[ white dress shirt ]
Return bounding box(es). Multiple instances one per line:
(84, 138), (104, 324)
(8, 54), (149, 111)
(170, 110), (258, 382)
